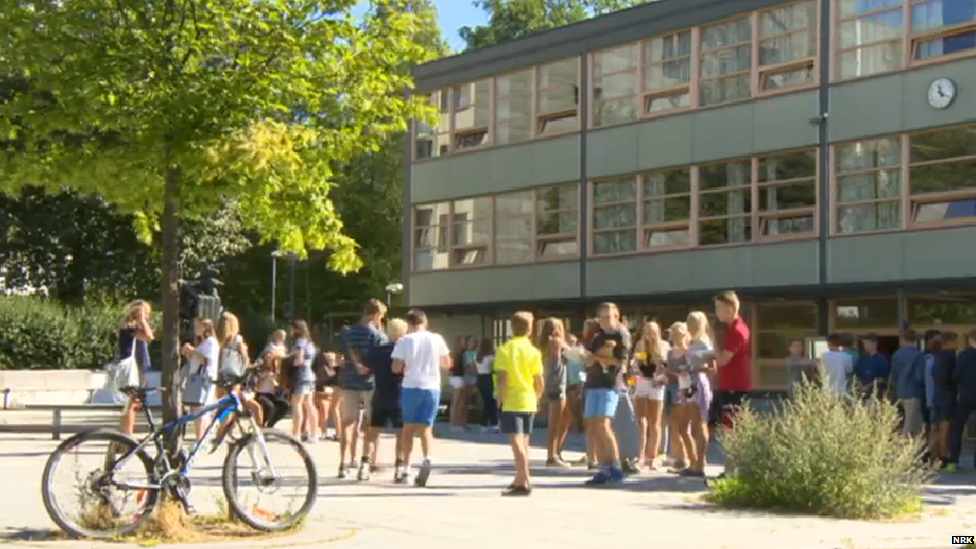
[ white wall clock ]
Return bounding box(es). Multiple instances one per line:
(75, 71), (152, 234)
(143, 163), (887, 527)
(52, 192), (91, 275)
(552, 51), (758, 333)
(927, 77), (956, 110)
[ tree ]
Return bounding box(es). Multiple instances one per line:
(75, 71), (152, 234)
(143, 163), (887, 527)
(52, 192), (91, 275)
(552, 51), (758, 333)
(459, 0), (653, 51)
(0, 0), (436, 430)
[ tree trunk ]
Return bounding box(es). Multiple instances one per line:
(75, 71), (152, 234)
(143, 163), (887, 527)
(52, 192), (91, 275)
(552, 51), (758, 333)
(160, 165), (182, 456)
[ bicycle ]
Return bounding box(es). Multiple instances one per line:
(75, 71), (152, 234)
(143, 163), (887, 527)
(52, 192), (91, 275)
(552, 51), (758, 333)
(40, 368), (317, 539)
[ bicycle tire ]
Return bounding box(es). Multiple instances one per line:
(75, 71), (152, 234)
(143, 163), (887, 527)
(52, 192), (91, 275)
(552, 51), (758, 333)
(41, 429), (158, 539)
(221, 429), (317, 531)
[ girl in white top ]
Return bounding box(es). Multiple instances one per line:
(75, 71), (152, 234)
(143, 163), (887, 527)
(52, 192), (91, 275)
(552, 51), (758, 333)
(632, 320), (670, 469)
(180, 318), (220, 442)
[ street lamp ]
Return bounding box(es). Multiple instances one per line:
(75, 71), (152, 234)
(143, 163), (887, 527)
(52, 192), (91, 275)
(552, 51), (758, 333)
(385, 282), (404, 310)
(270, 250), (288, 320)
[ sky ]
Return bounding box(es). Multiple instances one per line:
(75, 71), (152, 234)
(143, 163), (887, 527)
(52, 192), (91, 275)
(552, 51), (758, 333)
(352, 1), (487, 53)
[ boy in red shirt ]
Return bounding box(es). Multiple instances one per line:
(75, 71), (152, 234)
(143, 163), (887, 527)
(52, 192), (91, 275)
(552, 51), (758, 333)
(710, 291), (750, 483)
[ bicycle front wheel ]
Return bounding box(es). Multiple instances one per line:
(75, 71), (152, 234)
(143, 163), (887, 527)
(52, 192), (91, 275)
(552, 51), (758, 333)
(221, 429), (317, 531)
(41, 429), (158, 539)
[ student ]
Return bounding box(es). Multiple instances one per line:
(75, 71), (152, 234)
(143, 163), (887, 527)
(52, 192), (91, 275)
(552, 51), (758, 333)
(255, 330), (290, 428)
(583, 303), (632, 486)
(539, 318), (571, 468)
(821, 333), (854, 396)
(712, 291), (751, 429)
(117, 300), (154, 436)
(683, 311), (715, 477)
(854, 334), (890, 400)
(288, 320), (319, 444)
(890, 329), (924, 438)
(932, 331), (957, 466)
(786, 338), (816, 398)
(633, 321), (669, 470)
(392, 309), (451, 487)
(474, 338), (499, 433)
(362, 319), (409, 482)
(922, 330), (942, 461)
(495, 311), (545, 496)
(564, 334), (586, 443)
(947, 328), (976, 471)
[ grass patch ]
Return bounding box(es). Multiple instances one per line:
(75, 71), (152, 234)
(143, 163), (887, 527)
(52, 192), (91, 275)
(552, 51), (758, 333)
(705, 380), (935, 520)
(126, 497), (304, 546)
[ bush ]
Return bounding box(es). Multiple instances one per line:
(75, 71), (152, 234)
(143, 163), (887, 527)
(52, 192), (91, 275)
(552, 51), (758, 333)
(0, 297), (123, 370)
(706, 381), (934, 520)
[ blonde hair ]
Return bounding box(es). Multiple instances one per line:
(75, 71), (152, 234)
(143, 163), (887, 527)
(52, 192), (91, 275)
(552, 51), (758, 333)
(218, 312), (241, 346)
(511, 311), (534, 337)
(386, 318), (408, 340)
(196, 318), (215, 340)
(120, 300), (150, 330)
(270, 329), (287, 344)
(686, 311), (712, 346)
(668, 321), (689, 347)
(637, 321), (666, 362)
(536, 317), (565, 361)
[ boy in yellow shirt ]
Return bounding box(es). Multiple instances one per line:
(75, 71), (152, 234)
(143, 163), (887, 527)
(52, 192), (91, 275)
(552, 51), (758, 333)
(495, 311), (545, 496)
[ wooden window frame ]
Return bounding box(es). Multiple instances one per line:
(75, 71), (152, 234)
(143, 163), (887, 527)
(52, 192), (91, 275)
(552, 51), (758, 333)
(590, 178), (640, 256)
(639, 167), (696, 251)
(697, 159), (755, 246)
(757, 0), (821, 92)
(591, 44), (640, 128)
(451, 79), (493, 153)
(413, 90), (453, 161)
(831, 136), (904, 236)
(641, 29), (697, 116)
(699, 14), (756, 107)
(411, 202), (451, 272)
(535, 58), (582, 137)
(907, 123), (976, 229)
(449, 197), (493, 269)
(832, 0), (976, 82)
(754, 301), (819, 389)
(756, 150), (820, 241)
(534, 184), (581, 261)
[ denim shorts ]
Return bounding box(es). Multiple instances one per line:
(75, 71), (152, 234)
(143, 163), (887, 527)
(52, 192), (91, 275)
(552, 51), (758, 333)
(401, 387), (440, 427)
(584, 388), (619, 419)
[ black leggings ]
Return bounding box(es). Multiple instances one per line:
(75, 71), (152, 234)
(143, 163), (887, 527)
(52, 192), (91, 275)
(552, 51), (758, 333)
(255, 392), (290, 428)
(476, 374), (499, 427)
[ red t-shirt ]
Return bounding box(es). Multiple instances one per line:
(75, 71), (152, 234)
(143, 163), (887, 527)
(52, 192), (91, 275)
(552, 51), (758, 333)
(719, 316), (752, 392)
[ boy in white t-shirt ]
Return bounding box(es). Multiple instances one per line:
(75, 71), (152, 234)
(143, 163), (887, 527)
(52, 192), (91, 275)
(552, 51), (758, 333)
(821, 333), (854, 396)
(391, 309), (452, 487)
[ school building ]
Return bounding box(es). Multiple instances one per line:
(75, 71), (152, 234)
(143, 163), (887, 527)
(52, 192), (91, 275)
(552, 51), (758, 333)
(401, 0), (976, 391)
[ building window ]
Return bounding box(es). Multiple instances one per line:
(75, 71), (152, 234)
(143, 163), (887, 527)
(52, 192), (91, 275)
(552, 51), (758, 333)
(592, 44), (640, 127)
(642, 168), (693, 248)
(910, 0), (976, 61)
(833, 297), (899, 330)
(909, 125), (976, 225)
(592, 178), (638, 254)
(494, 191), (535, 264)
(414, 91), (451, 159)
(643, 30), (693, 114)
(908, 294), (976, 325)
(536, 58), (580, 135)
(757, 150), (817, 238)
(536, 184), (580, 258)
(452, 80), (492, 151)
(413, 201), (450, 270)
(700, 16), (753, 106)
(698, 160), (753, 245)
(758, 0), (819, 91)
(835, 137), (902, 234)
(450, 197), (492, 266)
(756, 302), (817, 363)
(495, 70), (533, 146)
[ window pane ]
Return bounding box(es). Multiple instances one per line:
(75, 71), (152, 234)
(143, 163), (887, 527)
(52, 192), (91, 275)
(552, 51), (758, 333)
(496, 218), (531, 238)
(452, 220), (490, 246)
(701, 45), (752, 77)
(539, 111), (578, 134)
(700, 217), (752, 245)
(839, 10), (904, 49)
(644, 228), (691, 248)
(452, 197), (492, 219)
(594, 44), (639, 77)
(760, 31), (816, 65)
(495, 192), (534, 215)
(914, 198), (976, 222)
(760, 1), (816, 36)
(700, 190), (752, 216)
(538, 58), (579, 114)
(453, 80), (491, 131)
(699, 160), (751, 190)
(537, 184), (578, 211)
(645, 31), (692, 62)
(594, 230), (638, 254)
(538, 239), (578, 258)
(839, 41), (903, 79)
(496, 117), (532, 145)
(593, 178), (637, 203)
(908, 295), (976, 324)
(838, 170), (902, 202)
(701, 74), (751, 105)
(454, 130), (489, 150)
(758, 303), (818, 330)
(839, 0), (902, 18)
(910, 158), (976, 194)
(762, 214), (815, 235)
(414, 227), (444, 248)
(644, 59), (692, 90)
(414, 249), (448, 271)
(595, 71), (639, 100)
(495, 238), (533, 264)
(910, 0), (976, 33)
(837, 138), (901, 171)
(701, 17), (752, 50)
(453, 247), (487, 266)
(761, 64), (815, 90)
(496, 70), (532, 96)
(496, 93), (532, 120)
(759, 182), (816, 211)
(644, 169), (691, 197)
(594, 204), (638, 229)
(837, 202), (901, 233)
(758, 150), (817, 182)
(758, 332), (809, 359)
(914, 30), (976, 60)
(910, 126), (976, 162)
(833, 298), (899, 329)
(643, 196), (691, 224)
(646, 92), (691, 113)
(595, 97), (638, 127)
(537, 211), (578, 235)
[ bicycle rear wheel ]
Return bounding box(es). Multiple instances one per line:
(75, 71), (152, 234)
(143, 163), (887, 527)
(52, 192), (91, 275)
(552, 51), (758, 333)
(41, 429), (158, 539)
(221, 429), (317, 531)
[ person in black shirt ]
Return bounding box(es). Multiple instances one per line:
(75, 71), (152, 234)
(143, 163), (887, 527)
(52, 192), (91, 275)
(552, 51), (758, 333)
(360, 319), (409, 482)
(582, 302), (632, 487)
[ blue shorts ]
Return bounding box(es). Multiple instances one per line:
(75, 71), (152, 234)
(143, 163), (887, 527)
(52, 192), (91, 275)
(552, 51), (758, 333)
(401, 388), (440, 427)
(584, 388), (619, 419)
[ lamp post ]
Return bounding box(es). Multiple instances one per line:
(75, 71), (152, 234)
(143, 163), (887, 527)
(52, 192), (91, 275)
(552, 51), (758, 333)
(270, 250), (288, 320)
(385, 282), (404, 311)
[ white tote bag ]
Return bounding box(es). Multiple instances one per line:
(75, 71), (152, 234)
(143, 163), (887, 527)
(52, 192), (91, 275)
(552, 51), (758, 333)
(104, 338), (139, 403)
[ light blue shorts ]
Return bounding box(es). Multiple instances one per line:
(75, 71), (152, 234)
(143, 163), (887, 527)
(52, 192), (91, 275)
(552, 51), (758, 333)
(584, 388), (619, 419)
(401, 387), (440, 427)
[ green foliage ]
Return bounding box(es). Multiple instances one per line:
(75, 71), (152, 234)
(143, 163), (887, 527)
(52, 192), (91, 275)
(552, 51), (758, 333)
(459, 0), (653, 51)
(0, 296), (123, 370)
(706, 382), (934, 520)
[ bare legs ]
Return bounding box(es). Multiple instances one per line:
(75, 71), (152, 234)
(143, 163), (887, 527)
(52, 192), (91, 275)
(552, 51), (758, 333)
(588, 417), (620, 465)
(450, 385), (473, 429)
(303, 395), (319, 440)
(290, 393), (307, 439)
(688, 403), (709, 473)
(547, 398), (568, 462)
(509, 433), (531, 489)
(674, 404), (696, 471)
(635, 397), (649, 466)
(119, 400), (138, 435)
(316, 392), (332, 439)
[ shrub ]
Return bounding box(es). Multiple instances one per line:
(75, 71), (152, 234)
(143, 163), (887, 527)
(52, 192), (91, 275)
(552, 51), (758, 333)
(0, 297), (123, 370)
(706, 380), (934, 520)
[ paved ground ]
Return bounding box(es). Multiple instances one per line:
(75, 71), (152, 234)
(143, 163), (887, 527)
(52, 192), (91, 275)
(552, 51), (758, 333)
(0, 411), (972, 549)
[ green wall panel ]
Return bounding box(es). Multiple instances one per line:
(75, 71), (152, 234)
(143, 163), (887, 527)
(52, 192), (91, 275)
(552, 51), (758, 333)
(828, 227), (976, 284)
(829, 57), (976, 144)
(585, 240), (819, 297)
(409, 262), (581, 306)
(410, 134), (580, 203)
